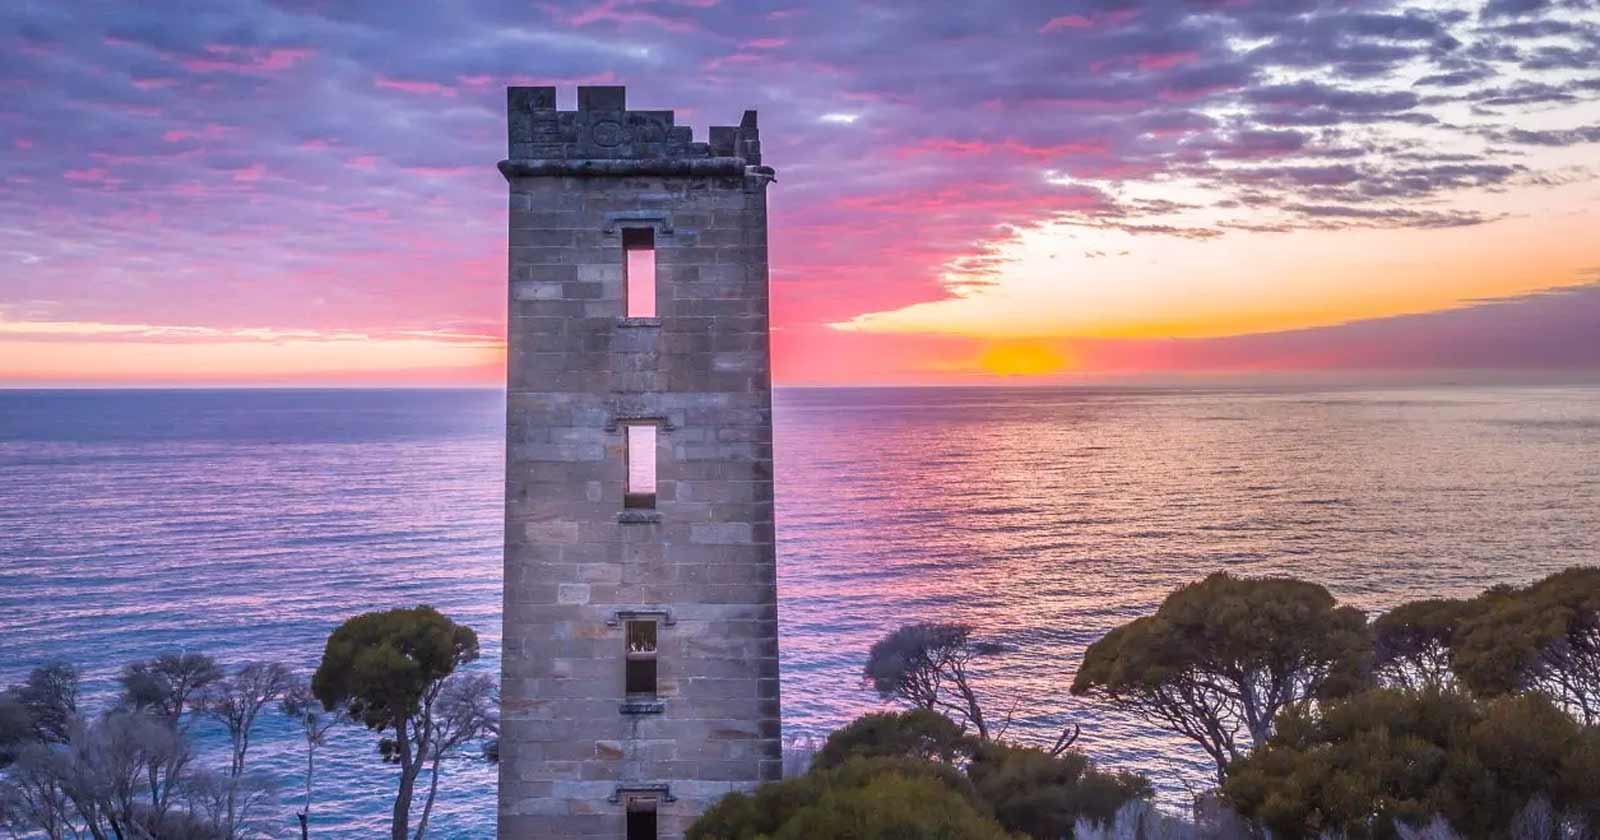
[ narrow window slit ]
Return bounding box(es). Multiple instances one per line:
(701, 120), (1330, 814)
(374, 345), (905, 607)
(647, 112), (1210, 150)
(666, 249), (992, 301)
(624, 424), (657, 509)
(625, 620), (658, 697)
(624, 227), (656, 318)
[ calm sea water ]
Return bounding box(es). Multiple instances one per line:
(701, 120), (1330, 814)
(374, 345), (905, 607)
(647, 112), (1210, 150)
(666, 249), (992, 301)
(2, 385), (1598, 835)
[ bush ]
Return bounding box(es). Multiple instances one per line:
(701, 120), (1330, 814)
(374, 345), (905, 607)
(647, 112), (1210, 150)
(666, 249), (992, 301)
(687, 755), (1002, 840)
(1223, 688), (1600, 839)
(691, 711), (1156, 840)
(812, 709), (973, 770)
(967, 742), (1151, 839)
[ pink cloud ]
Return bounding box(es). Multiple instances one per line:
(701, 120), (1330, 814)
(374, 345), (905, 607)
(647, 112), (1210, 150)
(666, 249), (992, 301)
(231, 163), (265, 182)
(1040, 9), (1140, 32)
(741, 37), (789, 48)
(162, 123), (232, 143)
(345, 155), (379, 171)
(63, 168), (111, 183)
(180, 45), (313, 74)
(402, 166), (475, 178)
(1040, 15), (1093, 31)
(704, 52), (762, 71)
(896, 137), (1110, 160)
(559, 0), (702, 32)
(14, 138), (33, 150)
(132, 77), (178, 91)
(1139, 51), (1199, 71)
(374, 75), (458, 97)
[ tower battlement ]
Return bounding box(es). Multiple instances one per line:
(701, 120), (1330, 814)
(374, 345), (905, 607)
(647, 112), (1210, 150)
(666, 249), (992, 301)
(507, 85), (761, 165)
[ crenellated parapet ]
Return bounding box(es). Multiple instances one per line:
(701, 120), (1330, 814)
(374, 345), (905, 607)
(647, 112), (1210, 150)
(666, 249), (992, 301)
(505, 85), (761, 166)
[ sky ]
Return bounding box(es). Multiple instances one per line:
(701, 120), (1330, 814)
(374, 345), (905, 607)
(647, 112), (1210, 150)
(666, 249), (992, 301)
(1, 0), (1599, 386)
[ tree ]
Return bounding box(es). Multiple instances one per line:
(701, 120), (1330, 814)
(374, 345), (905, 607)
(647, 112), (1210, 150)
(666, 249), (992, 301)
(410, 673), (497, 840)
(866, 622), (1079, 751)
(203, 661), (292, 837)
(31, 710), (198, 840)
(1222, 688), (1600, 839)
(312, 606), (479, 840)
(183, 769), (274, 840)
(1070, 572), (1371, 782)
(119, 652), (222, 725)
(280, 677), (346, 840)
(1, 663), (79, 748)
(1450, 568), (1600, 725)
(965, 742), (1151, 839)
(118, 652), (221, 821)
(0, 696), (32, 770)
(1373, 598), (1470, 691)
(0, 744), (76, 840)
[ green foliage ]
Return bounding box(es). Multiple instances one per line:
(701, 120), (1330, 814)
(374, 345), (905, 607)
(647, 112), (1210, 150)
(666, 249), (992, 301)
(1449, 568), (1600, 724)
(692, 712), (1155, 840)
(812, 709), (974, 770)
(1372, 598), (1470, 691)
(865, 622), (1006, 739)
(1222, 688), (1600, 839)
(311, 605), (479, 732)
(967, 742), (1151, 839)
(687, 756), (1010, 840)
(1072, 572), (1371, 779)
(312, 606), (479, 840)
(864, 623), (973, 707)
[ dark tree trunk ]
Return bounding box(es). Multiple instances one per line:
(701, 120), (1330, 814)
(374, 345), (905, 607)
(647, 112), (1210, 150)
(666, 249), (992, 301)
(391, 719), (416, 840)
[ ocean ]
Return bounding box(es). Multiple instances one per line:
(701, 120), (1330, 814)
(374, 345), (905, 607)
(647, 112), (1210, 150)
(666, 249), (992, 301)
(2, 385), (1597, 836)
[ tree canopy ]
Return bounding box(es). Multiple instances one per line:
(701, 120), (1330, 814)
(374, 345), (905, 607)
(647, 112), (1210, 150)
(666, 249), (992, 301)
(1071, 571), (1371, 781)
(812, 709), (973, 770)
(1372, 598), (1470, 691)
(1223, 688), (1600, 839)
(1449, 567), (1600, 725)
(312, 605), (478, 730)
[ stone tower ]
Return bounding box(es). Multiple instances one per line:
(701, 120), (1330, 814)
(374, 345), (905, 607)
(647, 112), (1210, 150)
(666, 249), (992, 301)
(497, 86), (781, 839)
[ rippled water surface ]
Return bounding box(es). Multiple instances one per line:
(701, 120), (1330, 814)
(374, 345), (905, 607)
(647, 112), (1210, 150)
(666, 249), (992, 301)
(3, 385), (1598, 835)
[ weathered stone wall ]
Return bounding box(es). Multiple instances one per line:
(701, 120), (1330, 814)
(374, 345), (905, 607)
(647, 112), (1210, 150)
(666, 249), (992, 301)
(498, 86), (780, 839)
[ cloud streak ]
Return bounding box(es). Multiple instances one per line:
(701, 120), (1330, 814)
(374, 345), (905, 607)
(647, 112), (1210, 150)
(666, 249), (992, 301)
(0, 0), (1598, 382)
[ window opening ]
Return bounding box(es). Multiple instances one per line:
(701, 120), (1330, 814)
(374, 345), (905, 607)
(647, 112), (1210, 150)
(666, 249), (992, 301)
(623, 228), (656, 318)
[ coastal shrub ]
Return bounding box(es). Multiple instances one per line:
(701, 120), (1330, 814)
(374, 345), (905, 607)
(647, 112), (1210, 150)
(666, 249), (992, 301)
(1072, 572), (1371, 782)
(812, 708), (974, 770)
(966, 741), (1151, 839)
(1222, 687), (1600, 839)
(686, 755), (997, 839)
(691, 712), (1157, 840)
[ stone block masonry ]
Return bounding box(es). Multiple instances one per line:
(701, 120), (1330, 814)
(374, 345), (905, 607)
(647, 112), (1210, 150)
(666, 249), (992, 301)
(497, 85), (780, 840)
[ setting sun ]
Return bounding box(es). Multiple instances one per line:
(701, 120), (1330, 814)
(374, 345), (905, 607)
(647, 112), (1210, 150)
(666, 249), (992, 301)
(977, 341), (1073, 377)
